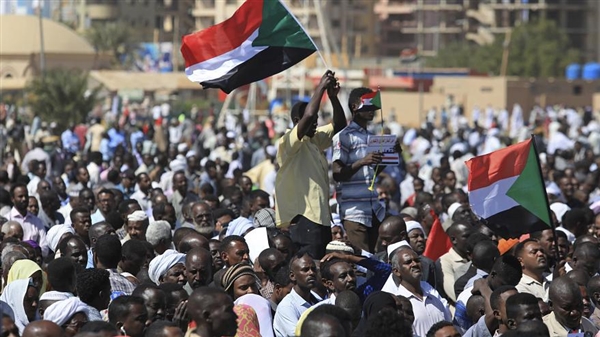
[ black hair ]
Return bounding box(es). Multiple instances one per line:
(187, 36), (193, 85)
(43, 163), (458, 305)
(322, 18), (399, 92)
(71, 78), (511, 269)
(146, 320), (180, 337)
(108, 296), (145, 323)
(118, 199), (141, 216)
(69, 206), (91, 221)
(96, 188), (115, 197)
(10, 183), (27, 197)
(47, 257), (77, 292)
(365, 307), (412, 336)
(249, 189), (270, 202)
(335, 290), (362, 321)
(199, 183), (215, 195)
(466, 233), (492, 254)
(107, 170), (120, 184)
(173, 228), (196, 248)
(491, 254), (522, 286)
(204, 161), (217, 170)
(274, 265), (292, 287)
(490, 285), (517, 310)
(505, 292), (539, 320)
(132, 282), (162, 298)
(77, 268), (110, 304)
(58, 235), (85, 255)
(136, 172), (149, 183)
(219, 235), (247, 253)
(290, 102), (308, 121)
(472, 240), (499, 271)
(105, 211), (124, 231)
(213, 208), (235, 220)
(78, 321), (118, 334)
(95, 234), (122, 268)
(320, 258), (347, 282)
(122, 239), (147, 262)
(348, 87), (373, 112)
(513, 238), (540, 258)
(426, 321), (455, 337)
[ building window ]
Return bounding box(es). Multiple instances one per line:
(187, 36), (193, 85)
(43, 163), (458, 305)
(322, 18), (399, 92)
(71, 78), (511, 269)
(226, 0), (237, 4)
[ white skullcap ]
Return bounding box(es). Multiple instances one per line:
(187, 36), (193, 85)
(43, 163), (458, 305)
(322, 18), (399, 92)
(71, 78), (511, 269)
(226, 131), (236, 139)
(40, 291), (74, 302)
(406, 221), (427, 238)
(546, 183), (561, 196)
(447, 202), (462, 219)
(47, 225), (75, 252)
(449, 143), (467, 155)
(43, 297), (88, 327)
(326, 240), (354, 254)
(266, 145), (277, 157)
(127, 210), (148, 222)
(148, 249), (186, 285)
(387, 240), (411, 258)
(550, 202), (571, 223)
(401, 207), (418, 219)
(177, 143), (189, 153)
(185, 150), (197, 158)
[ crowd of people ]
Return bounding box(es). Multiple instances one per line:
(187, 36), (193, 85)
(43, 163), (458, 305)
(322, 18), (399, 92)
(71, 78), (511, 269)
(1, 69), (600, 337)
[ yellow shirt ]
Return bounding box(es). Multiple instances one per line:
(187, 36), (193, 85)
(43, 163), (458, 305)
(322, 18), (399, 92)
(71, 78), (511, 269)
(275, 124), (334, 227)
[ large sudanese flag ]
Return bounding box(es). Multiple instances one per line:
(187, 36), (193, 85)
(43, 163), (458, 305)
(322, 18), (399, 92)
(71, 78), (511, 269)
(181, 0), (317, 94)
(465, 138), (552, 239)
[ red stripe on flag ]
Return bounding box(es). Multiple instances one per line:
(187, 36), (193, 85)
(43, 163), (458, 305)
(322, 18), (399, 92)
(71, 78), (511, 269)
(465, 139), (531, 191)
(181, 0), (263, 67)
(361, 91), (377, 99)
(423, 210), (451, 261)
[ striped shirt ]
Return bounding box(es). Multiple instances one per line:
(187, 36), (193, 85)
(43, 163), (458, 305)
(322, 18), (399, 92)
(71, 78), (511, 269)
(332, 121), (385, 227)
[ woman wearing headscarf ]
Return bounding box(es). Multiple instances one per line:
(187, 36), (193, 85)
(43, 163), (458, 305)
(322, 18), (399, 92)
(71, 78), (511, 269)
(147, 249), (186, 286)
(7, 259), (47, 296)
(0, 278), (39, 335)
(235, 293), (274, 337)
(44, 297), (89, 337)
(233, 304), (262, 337)
(221, 263), (261, 301)
(353, 291), (398, 337)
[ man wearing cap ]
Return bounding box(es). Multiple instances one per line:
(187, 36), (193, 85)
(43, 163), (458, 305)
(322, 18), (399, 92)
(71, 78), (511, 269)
(332, 87), (402, 253)
(274, 70), (345, 260)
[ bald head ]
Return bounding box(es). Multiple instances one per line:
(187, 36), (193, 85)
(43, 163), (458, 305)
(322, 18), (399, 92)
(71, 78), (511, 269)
(378, 216), (407, 252)
(178, 231), (209, 253)
(89, 222), (115, 248)
(1, 221), (23, 241)
(185, 248), (213, 289)
(22, 320), (65, 337)
(549, 276), (582, 304)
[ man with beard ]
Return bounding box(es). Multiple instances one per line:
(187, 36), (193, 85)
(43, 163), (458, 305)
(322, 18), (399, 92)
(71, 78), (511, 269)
(318, 259), (356, 305)
(123, 210), (149, 243)
(383, 246), (451, 337)
(274, 252), (321, 337)
(191, 202), (215, 239)
(515, 239), (549, 299)
(7, 183), (49, 256)
(184, 248), (213, 294)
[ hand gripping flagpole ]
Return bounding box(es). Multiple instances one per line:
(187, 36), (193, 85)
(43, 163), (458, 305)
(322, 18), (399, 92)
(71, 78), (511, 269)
(368, 88), (384, 192)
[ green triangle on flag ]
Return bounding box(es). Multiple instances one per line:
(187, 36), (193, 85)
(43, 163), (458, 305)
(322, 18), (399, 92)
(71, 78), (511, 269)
(371, 91), (382, 109)
(505, 143), (552, 227)
(253, 0), (318, 51)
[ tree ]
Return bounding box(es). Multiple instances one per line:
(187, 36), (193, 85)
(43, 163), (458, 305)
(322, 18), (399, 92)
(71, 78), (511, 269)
(426, 19), (580, 77)
(26, 69), (101, 131)
(85, 23), (135, 69)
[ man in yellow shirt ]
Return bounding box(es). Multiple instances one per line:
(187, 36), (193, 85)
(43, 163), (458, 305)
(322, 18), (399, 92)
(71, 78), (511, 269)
(274, 70), (346, 259)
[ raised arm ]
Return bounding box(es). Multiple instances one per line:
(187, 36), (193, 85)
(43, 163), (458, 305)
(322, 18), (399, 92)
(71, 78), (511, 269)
(296, 71), (334, 140)
(327, 75), (346, 135)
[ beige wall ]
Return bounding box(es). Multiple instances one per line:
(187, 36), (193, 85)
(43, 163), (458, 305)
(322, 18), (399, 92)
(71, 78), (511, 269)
(380, 91), (448, 127)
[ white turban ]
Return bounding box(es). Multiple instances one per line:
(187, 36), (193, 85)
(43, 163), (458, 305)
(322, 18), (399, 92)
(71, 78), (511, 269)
(127, 210), (148, 222)
(169, 155), (187, 172)
(47, 225), (75, 252)
(447, 202), (462, 220)
(550, 202), (571, 223)
(406, 221), (427, 238)
(148, 249), (186, 285)
(0, 278), (32, 334)
(43, 297), (88, 327)
(226, 217), (254, 237)
(40, 291), (74, 301)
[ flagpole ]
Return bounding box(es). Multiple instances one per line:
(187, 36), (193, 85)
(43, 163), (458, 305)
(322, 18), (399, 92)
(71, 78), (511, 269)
(368, 87), (383, 191)
(530, 134), (561, 265)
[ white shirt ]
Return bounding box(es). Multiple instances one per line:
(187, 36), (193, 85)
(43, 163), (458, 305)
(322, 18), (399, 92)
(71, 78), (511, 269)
(27, 176), (41, 196)
(382, 277), (451, 337)
(87, 162), (100, 189)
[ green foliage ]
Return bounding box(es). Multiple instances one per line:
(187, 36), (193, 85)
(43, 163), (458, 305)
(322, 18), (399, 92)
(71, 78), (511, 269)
(26, 69), (101, 131)
(85, 23), (134, 69)
(426, 19), (581, 77)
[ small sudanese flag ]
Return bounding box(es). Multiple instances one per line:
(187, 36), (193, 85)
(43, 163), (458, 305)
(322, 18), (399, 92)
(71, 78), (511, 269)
(181, 0), (317, 93)
(465, 138), (552, 239)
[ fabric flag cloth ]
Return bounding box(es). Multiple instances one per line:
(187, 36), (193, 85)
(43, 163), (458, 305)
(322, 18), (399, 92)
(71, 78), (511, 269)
(465, 138), (552, 239)
(181, 0), (317, 93)
(423, 209), (451, 261)
(357, 91), (382, 111)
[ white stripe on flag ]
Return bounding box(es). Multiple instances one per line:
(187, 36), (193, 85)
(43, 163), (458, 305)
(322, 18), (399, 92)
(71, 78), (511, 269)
(184, 29), (267, 84)
(468, 176), (519, 219)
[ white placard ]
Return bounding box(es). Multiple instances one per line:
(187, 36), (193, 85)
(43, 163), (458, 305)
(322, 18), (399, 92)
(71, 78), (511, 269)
(367, 135), (399, 165)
